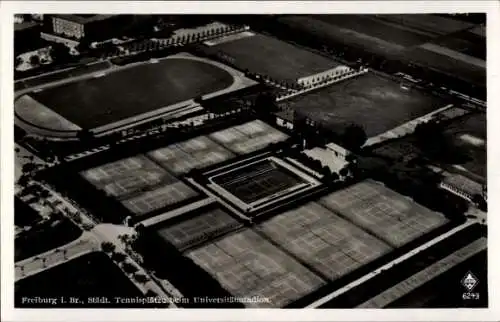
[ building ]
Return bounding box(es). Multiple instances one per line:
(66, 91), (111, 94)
(326, 142), (351, 160)
(48, 14), (131, 41)
(275, 108), (295, 130)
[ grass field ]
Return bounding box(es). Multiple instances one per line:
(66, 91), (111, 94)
(30, 58), (234, 129)
(312, 15), (434, 47)
(186, 229), (325, 308)
(201, 33), (340, 82)
(15, 252), (149, 308)
(156, 208), (243, 251)
(147, 136), (236, 175)
(213, 159), (306, 204)
(258, 202), (393, 281)
(374, 14), (474, 36)
(283, 73), (445, 137)
(209, 120), (289, 154)
(430, 29), (486, 60)
(402, 46), (485, 85)
(319, 180), (449, 248)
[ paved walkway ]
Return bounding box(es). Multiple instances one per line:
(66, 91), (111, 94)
(141, 198), (215, 228)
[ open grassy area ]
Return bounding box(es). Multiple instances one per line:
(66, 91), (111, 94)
(201, 33), (340, 82)
(30, 58), (234, 129)
(283, 72), (445, 137)
(14, 197), (42, 228)
(15, 252), (151, 308)
(372, 112), (486, 181)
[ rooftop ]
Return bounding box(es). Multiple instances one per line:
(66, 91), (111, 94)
(52, 14), (117, 24)
(14, 21), (40, 32)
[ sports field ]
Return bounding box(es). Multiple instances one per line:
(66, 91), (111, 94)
(283, 73), (445, 137)
(81, 155), (177, 199)
(29, 58), (235, 129)
(209, 120), (289, 154)
(121, 182), (198, 216)
(212, 159), (306, 204)
(201, 33), (340, 82)
(147, 136), (236, 175)
(155, 208), (243, 251)
(318, 180), (449, 248)
(81, 155), (199, 216)
(186, 229), (326, 308)
(258, 202), (393, 281)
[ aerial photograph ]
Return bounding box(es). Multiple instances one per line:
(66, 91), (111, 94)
(13, 13), (487, 308)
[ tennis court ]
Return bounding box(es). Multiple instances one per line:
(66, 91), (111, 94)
(258, 202), (393, 281)
(81, 155), (177, 199)
(186, 229), (325, 308)
(147, 136), (235, 175)
(156, 208), (243, 251)
(209, 120), (289, 154)
(212, 159), (306, 204)
(121, 182), (199, 216)
(319, 180), (449, 248)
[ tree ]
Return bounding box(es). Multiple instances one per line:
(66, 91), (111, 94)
(111, 252), (127, 263)
(341, 124), (367, 151)
(15, 56), (23, 67)
(101, 241), (116, 253)
(50, 42), (71, 62)
(29, 55), (40, 66)
(133, 273), (149, 284)
(339, 166), (349, 177)
(122, 262), (138, 274)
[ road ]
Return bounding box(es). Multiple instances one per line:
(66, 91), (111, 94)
(306, 219), (478, 308)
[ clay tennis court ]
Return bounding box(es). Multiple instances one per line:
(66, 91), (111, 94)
(186, 229), (326, 308)
(209, 120), (289, 155)
(155, 208), (243, 251)
(319, 180), (449, 248)
(81, 155), (199, 216)
(258, 202), (393, 281)
(147, 136), (236, 175)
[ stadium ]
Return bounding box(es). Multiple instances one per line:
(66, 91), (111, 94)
(14, 53), (256, 139)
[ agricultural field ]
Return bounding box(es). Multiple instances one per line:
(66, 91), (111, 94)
(318, 180), (449, 248)
(209, 119), (289, 154)
(403, 46), (485, 85)
(155, 207), (243, 251)
(429, 29), (486, 60)
(186, 229), (326, 308)
(283, 72), (445, 137)
(15, 252), (150, 308)
(27, 57), (235, 129)
(81, 155), (199, 217)
(201, 33), (340, 82)
(258, 202), (393, 281)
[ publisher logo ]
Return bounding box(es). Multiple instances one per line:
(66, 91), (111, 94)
(461, 271), (479, 292)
